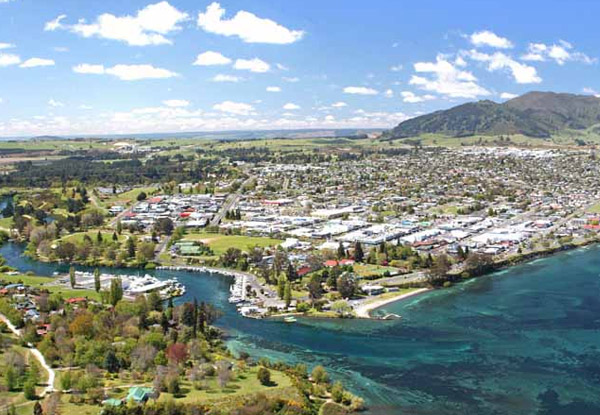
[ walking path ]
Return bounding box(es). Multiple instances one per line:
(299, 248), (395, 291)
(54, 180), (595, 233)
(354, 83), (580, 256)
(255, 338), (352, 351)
(0, 313), (55, 397)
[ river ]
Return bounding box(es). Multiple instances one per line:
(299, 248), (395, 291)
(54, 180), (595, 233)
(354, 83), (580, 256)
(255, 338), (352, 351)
(1, 242), (599, 415)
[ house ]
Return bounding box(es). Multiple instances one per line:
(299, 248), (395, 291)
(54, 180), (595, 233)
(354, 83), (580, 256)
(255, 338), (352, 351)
(66, 297), (87, 305)
(297, 266), (311, 277)
(362, 285), (385, 296)
(126, 387), (153, 403)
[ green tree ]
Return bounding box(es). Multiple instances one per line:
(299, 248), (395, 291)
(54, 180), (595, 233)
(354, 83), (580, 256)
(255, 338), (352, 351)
(277, 275), (286, 299)
(284, 281), (292, 308)
(109, 278), (123, 306)
(5, 366), (17, 391)
(126, 236), (136, 258)
(311, 365), (329, 384)
(331, 381), (344, 403)
(69, 266), (76, 288)
(354, 241), (364, 263)
(336, 273), (356, 299)
(257, 367), (271, 386)
(94, 267), (101, 292)
(337, 242), (346, 260)
(116, 220), (122, 235)
(23, 379), (36, 400)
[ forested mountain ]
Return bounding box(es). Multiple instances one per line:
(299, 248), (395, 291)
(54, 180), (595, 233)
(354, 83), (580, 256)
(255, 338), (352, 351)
(388, 92), (600, 139)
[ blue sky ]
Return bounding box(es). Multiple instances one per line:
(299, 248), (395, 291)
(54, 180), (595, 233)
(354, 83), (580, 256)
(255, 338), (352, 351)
(0, 0), (598, 137)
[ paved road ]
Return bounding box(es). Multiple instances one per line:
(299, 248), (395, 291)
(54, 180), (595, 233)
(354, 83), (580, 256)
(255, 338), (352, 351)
(210, 193), (240, 226)
(0, 313), (55, 396)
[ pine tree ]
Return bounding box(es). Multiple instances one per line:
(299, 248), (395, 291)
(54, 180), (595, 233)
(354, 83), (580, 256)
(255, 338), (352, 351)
(354, 241), (364, 263)
(96, 231), (103, 244)
(116, 220), (123, 235)
(337, 242), (346, 260)
(127, 236), (136, 258)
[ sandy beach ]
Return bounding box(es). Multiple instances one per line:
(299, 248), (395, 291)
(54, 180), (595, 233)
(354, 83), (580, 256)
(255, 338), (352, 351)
(354, 288), (431, 318)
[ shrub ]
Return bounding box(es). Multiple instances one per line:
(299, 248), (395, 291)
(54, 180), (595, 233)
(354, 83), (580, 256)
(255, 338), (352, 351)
(257, 367), (271, 386)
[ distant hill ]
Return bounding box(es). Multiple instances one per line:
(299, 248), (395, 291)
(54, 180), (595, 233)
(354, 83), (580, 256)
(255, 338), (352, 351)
(387, 91), (600, 139)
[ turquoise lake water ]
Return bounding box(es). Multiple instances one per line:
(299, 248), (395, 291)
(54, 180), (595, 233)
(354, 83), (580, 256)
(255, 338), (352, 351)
(1, 242), (599, 415)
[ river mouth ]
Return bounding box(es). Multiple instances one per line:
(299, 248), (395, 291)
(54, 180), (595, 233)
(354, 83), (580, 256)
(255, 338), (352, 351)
(2, 241), (600, 415)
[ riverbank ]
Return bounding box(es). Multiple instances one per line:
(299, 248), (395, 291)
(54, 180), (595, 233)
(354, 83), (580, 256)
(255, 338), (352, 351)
(354, 288), (431, 318)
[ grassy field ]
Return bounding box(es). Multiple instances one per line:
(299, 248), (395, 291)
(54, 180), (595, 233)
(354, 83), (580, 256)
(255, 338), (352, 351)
(58, 231), (125, 244)
(585, 201), (600, 214)
(183, 233), (283, 255)
(0, 216), (12, 229)
(158, 366), (293, 404)
(354, 263), (401, 278)
(101, 186), (159, 207)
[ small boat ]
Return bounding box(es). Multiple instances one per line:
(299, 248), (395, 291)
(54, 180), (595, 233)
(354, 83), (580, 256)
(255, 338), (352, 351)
(283, 316), (297, 323)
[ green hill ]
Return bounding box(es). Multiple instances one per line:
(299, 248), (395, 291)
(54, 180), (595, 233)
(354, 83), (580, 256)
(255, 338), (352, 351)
(388, 91), (600, 139)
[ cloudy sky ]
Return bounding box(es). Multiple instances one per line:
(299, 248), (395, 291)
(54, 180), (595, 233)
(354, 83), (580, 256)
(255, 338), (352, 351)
(0, 0), (598, 137)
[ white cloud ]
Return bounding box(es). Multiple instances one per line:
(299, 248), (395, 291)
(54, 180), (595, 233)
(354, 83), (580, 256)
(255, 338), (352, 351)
(0, 98), (3, 104)
(390, 64), (403, 72)
(211, 74), (242, 82)
(193, 51), (231, 66)
(266, 86), (281, 92)
(44, 14), (67, 31)
(522, 40), (596, 65)
(276, 63), (289, 71)
(384, 89), (394, 98)
(470, 30), (513, 49)
(283, 76), (299, 83)
(401, 91), (436, 103)
(343, 86), (378, 95)
(233, 58), (270, 73)
(0, 43), (15, 50)
(72, 63), (178, 80)
(51, 2), (188, 46)
(283, 103), (300, 110)
(213, 100), (254, 115)
(53, 46), (69, 53)
(468, 50), (541, 84)
(73, 63), (105, 74)
(163, 99), (189, 107)
(20, 58), (55, 68)
(0, 53), (20, 67)
(582, 87), (600, 98)
(197, 2), (304, 44)
(409, 54), (490, 98)
(48, 99), (64, 107)
(500, 92), (518, 100)
(331, 102), (347, 108)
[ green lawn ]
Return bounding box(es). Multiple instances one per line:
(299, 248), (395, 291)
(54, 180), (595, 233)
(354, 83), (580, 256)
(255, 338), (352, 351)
(102, 186), (159, 206)
(158, 366), (292, 404)
(586, 201), (600, 214)
(0, 216), (12, 229)
(58, 231), (125, 245)
(354, 263), (401, 278)
(183, 233), (283, 255)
